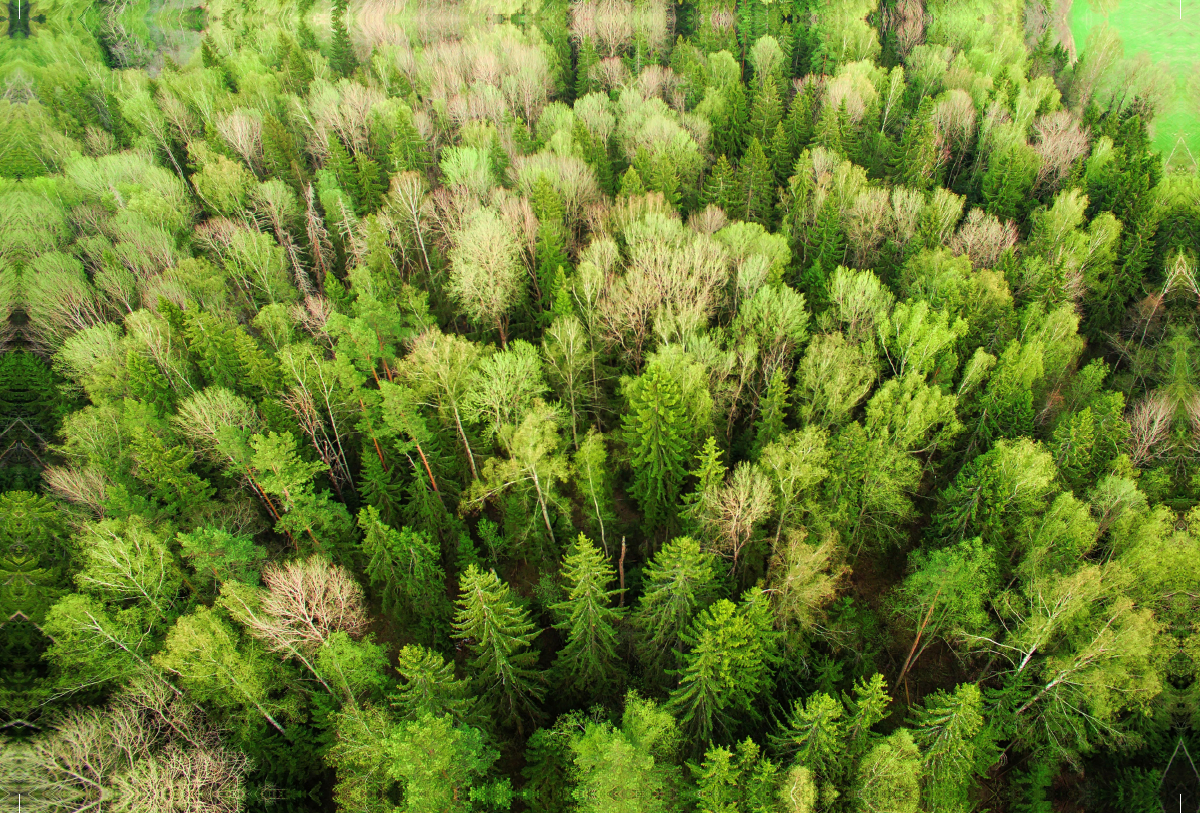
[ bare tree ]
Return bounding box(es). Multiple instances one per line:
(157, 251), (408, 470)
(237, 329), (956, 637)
(241, 556), (368, 656)
(950, 207), (1018, 269)
(1127, 392), (1175, 466)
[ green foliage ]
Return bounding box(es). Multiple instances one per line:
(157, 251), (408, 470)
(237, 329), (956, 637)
(453, 565), (545, 730)
(667, 589), (779, 742)
(624, 366), (691, 533)
(552, 534), (625, 695)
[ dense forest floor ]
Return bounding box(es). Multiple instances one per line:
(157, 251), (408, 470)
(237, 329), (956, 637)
(1, 0), (1199, 810)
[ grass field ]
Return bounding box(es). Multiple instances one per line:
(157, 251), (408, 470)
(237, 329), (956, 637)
(1071, 0), (1200, 171)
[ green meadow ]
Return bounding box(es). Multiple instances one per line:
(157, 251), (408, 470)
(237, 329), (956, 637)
(1071, 0), (1200, 170)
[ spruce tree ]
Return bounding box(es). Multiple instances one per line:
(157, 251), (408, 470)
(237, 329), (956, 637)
(357, 506), (449, 640)
(784, 83), (817, 158)
(354, 152), (386, 215)
(623, 366), (690, 533)
(631, 536), (719, 683)
(747, 76), (782, 147)
(740, 138), (775, 227)
(357, 447), (405, 527)
(703, 155), (740, 217)
(619, 166), (647, 198)
(910, 683), (990, 812)
(184, 311), (242, 389)
(666, 589), (778, 741)
(551, 534), (625, 695)
(453, 565), (545, 730)
(329, 0), (358, 77)
(575, 38), (601, 98)
(125, 349), (174, 417)
(891, 99), (942, 191)
(390, 644), (477, 724)
(752, 368), (790, 456)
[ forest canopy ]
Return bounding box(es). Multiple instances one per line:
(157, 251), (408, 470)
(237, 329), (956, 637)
(2, 0), (1199, 810)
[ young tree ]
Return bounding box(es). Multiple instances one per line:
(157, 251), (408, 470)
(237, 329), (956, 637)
(453, 565), (545, 730)
(852, 729), (922, 813)
(552, 534), (625, 695)
(573, 430), (618, 553)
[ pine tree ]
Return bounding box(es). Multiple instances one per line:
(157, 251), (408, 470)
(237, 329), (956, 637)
(453, 565), (545, 731)
(623, 366), (691, 533)
(357, 506), (449, 641)
(551, 534), (625, 695)
(740, 138), (775, 226)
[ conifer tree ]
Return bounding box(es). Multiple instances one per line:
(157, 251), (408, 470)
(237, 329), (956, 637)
(357, 450), (405, 527)
(740, 138), (776, 226)
(704, 155), (741, 217)
(184, 311), (242, 389)
(666, 589), (778, 741)
(784, 84), (817, 158)
(390, 644), (477, 724)
(131, 429), (215, 516)
(619, 166), (647, 198)
(357, 506), (449, 640)
(551, 534), (625, 695)
(982, 143), (1041, 223)
(354, 152), (385, 215)
(262, 113), (306, 192)
(125, 349), (174, 417)
(769, 122), (793, 189)
(891, 100), (943, 191)
(453, 565), (545, 730)
(329, 0), (357, 77)
(631, 537), (720, 681)
(747, 76), (783, 146)
(910, 683), (990, 813)
(752, 369), (790, 457)
(623, 366), (691, 533)
(575, 38), (601, 98)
